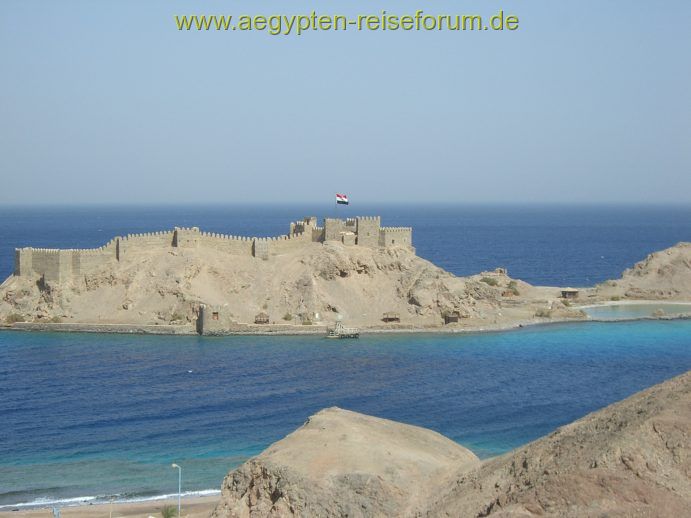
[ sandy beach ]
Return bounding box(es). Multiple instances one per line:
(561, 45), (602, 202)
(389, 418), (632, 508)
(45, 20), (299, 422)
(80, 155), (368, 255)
(0, 496), (218, 518)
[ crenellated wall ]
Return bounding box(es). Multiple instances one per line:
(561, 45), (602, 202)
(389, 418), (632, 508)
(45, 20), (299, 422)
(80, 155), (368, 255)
(324, 218), (347, 241)
(15, 238), (120, 282)
(119, 231), (175, 256)
(379, 226), (413, 247)
(356, 216), (381, 247)
(13, 216), (413, 282)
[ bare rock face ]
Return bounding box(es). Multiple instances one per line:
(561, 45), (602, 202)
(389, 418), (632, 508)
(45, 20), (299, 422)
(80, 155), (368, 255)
(211, 407), (480, 518)
(426, 370), (691, 517)
(598, 242), (691, 299)
(0, 242), (512, 328)
(213, 372), (690, 518)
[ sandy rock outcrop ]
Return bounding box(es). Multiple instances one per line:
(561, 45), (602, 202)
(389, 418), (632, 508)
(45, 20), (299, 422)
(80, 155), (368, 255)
(4, 240), (690, 330)
(0, 243), (531, 329)
(211, 408), (480, 518)
(213, 372), (690, 518)
(427, 370), (691, 517)
(597, 242), (691, 300)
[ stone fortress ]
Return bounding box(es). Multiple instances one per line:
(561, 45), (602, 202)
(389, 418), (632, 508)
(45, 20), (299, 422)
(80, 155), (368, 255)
(14, 216), (413, 283)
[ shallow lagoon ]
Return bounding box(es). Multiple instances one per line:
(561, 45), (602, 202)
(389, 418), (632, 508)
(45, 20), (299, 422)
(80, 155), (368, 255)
(1, 320), (691, 508)
(582, 302), (691, 320)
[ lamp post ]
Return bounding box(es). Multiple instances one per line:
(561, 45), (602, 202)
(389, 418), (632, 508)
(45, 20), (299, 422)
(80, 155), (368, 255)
(171, 463), (181, 517)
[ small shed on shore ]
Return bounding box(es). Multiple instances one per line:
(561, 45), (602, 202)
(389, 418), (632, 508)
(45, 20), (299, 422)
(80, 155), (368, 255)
(561, 288), (579, 300)
(254, 312), (270, 324)
(442, 309), (462, 324)
(382, 312), (401, 323)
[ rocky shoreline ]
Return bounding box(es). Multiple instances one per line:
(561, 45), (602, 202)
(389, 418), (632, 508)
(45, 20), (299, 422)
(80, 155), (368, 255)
(1, 301), (690, 337)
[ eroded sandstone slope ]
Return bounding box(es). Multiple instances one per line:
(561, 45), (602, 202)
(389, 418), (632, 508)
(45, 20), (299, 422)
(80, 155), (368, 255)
(212, 371), (691, 518)
(596, 242), (691, 300)
(211, 407), (480, 518)
(2, 240), (690, 330)
(426, 369), (691, 517)
(0, 242), (573, 329)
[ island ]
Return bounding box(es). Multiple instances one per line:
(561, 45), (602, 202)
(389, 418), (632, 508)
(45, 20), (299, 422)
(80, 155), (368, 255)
(1, 216), (690, 334)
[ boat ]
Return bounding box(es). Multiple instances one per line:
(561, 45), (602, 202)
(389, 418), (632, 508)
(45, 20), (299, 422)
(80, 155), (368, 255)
(326, 321), (359, 339)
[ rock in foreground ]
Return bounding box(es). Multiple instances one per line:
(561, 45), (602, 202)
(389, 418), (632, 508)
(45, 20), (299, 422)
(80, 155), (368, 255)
(426, 370), (691, 517)
(213, 371), (691, 517)
(211, 408), (479, 517)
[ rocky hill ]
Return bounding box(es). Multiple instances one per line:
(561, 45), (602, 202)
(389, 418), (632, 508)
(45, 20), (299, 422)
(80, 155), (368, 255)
(2, 240), (690, 332)
(596, 242), (691, 300)
(426, 369), (691, 517)
(212, 371), (691, 517)
(0, 241), (576, 330)
(211, 407), (480, 518)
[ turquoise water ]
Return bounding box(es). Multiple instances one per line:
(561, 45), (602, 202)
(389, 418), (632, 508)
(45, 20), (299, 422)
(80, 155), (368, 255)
(1, 320), (691, 508)
(583, 303), (691, 320)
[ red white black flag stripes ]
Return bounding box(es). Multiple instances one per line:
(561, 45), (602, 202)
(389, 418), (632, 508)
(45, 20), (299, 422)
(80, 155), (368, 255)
(336, 193), (349, 205)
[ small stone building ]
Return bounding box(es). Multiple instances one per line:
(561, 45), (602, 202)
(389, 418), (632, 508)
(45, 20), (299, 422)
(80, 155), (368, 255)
(197, 304), (236, 335)
(561, 288), (579, 300)
(254, 312), (270, 324)
(382, 312), (401, 323)
(442, 310), (462, 324)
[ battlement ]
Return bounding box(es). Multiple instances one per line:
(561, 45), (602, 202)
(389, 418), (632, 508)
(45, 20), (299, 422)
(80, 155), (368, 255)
(13, 216), (412, 282)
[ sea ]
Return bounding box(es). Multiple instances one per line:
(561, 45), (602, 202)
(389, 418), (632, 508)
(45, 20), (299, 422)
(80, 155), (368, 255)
(1, 204), (691, 509)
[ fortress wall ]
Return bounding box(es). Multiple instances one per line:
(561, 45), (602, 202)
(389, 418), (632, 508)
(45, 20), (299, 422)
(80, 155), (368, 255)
(173, 227), (199, 248)
(71, 252), (81, 277)
(379, 227), (413, 247)
(26, 249), (64, 282)
(290, 217), (318, 237)
(57, 251), (72, 281)
(27, 249), (116, 281)
(198, 232), (255, 255)
(15, 249), (32, 276)
(324, 219), (348, 241)
(312, 226), (324, 242)
(253, 239), (270, 260)
(12, 218), (411, 282)
(74, 239), (119, 275)
(122, 231), (175, 248)
(15, 238), (120, 280)
(119, 231), (175, 257)
(268, 232), (315, 254)
(76, 251), (115, 275)
(356, 216), (381, 247)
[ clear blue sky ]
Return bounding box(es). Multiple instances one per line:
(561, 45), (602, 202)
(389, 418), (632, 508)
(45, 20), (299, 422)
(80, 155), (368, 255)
(1, 1), (689, 205)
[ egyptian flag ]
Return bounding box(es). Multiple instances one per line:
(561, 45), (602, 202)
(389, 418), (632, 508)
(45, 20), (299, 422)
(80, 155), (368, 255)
(336, 193), (349, 205)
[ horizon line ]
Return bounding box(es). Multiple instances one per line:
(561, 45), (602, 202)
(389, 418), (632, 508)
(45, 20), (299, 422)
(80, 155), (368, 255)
(2, 201), (691, 209)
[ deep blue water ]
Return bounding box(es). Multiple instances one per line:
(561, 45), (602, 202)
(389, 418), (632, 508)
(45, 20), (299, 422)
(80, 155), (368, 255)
(1, 204), (691, 285)
(1, 321), (691, 508)
(1, 205), (691, 508)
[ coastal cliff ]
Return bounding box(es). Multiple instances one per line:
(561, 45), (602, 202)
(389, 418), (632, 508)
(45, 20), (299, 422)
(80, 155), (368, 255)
(213, 371), (691, 517)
